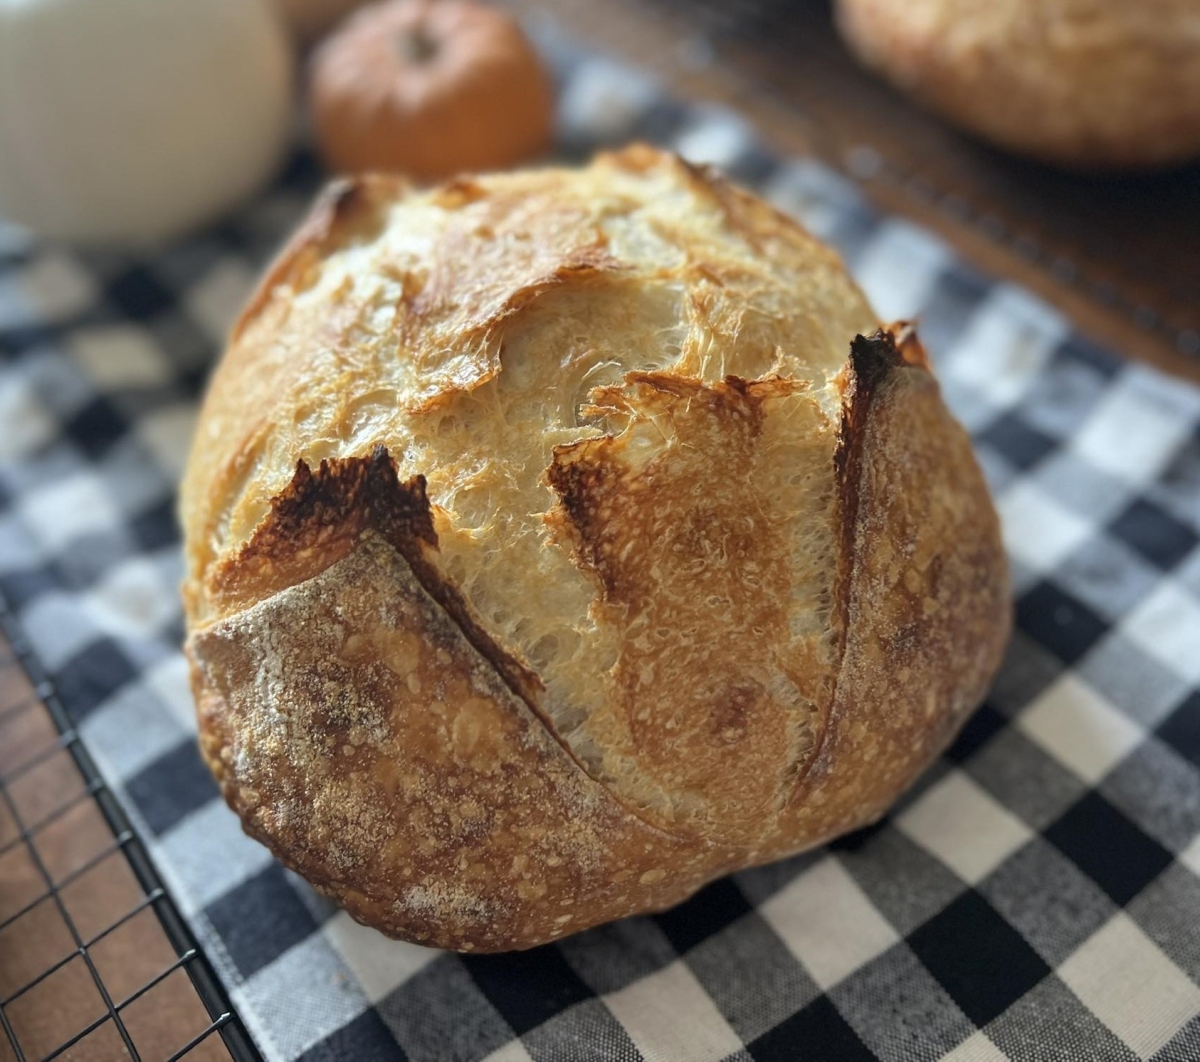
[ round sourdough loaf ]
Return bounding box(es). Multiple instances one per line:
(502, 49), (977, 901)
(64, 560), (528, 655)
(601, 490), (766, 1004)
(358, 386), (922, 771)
(836, 0), (1200, 169)
(181, 146), (1009, 951)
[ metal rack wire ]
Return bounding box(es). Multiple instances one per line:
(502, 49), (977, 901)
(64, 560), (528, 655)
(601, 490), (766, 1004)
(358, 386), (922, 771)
(0, 594), (260, 1062)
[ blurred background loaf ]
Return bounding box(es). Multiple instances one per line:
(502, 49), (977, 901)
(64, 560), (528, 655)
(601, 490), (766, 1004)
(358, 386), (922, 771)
(836, 0), (1200, 169)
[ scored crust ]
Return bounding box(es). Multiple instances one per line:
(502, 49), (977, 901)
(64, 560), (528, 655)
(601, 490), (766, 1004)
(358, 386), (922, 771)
(183, 147), (1009, 950)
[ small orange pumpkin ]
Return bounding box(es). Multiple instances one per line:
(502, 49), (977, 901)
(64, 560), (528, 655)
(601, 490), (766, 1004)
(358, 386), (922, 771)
(309, 0), (555, 181)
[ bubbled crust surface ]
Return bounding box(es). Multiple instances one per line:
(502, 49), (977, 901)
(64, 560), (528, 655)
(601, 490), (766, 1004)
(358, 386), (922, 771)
(836, 0), (1200, 169)
(182, 147), (1009, 950)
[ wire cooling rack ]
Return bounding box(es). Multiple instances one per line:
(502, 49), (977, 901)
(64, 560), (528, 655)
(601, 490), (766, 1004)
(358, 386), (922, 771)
(0, 594), (259, 1062)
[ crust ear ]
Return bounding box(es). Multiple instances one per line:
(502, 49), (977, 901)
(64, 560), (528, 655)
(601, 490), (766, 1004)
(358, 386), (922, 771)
(771, 325), (1010, 851)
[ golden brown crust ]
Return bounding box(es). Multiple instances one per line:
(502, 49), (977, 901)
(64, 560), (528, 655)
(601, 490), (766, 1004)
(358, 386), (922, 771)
(837, 0), (1200, 169)
(182, 148), (1009, 950)
(767, 328), (1011, 853)
(231, 175), (408, 345)
(190, 532), (726, 951)
(544, 372), (820, 847)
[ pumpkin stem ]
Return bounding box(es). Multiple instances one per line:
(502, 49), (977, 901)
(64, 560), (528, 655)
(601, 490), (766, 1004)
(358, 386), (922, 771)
(399, 24), (438, 63)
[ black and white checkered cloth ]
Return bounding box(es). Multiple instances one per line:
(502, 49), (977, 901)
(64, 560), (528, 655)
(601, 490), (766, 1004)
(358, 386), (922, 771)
(3, 26), (1200, 1062)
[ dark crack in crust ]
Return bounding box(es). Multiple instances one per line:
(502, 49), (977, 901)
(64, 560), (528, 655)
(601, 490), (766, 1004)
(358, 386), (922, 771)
(833, 325), (926, 635)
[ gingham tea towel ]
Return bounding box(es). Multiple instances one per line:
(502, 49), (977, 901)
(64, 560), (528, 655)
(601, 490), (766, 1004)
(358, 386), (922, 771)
(2, 25), (1200, 1062)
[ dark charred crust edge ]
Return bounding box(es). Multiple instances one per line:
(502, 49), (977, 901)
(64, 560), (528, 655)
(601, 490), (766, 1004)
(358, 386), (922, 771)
(211, 445), (547, 711)
(832, 329), (894, 650)
(833, 324), (931, 544)
(210, 445), (435, 609)
(830, 324), (933, 680)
